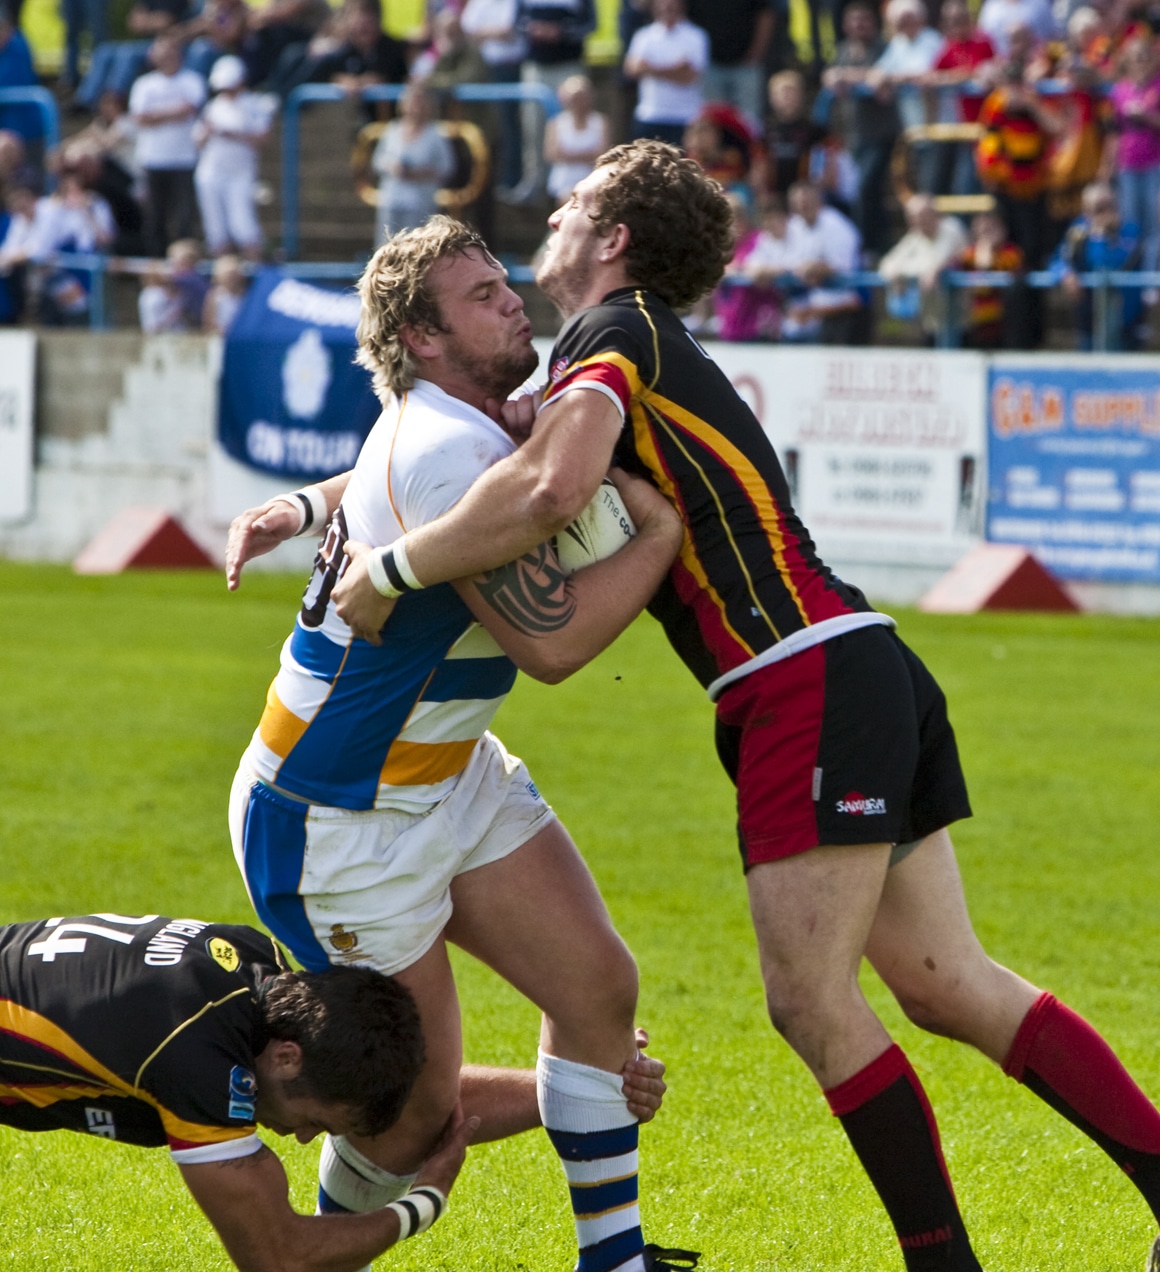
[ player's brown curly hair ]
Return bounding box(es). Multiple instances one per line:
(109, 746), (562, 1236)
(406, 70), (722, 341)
(262, 966), (425, 1137)
(356, 216), (490, 401)
(587, 140), (734, 310)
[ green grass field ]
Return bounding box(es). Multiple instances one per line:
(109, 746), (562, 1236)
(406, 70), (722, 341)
(1, 560), (1158, 1270)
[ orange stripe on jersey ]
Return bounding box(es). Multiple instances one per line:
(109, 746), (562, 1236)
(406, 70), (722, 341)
(258, 682), (311, 760)
(0, 1081), (117, 1106)
(628, 400), (755, 659)
(385, 391), (408, 529)
(641, 391), (811, 630)
(0, 998), (256, 1150)
(545, 352), (639, 413)
(380, 738), (479, 787)
(0, 999), (131, 1094)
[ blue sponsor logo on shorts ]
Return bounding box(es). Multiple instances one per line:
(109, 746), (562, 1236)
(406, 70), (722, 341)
(229, 1064), (257, 1120)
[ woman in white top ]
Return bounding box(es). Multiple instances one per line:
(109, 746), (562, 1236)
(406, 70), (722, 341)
(545, 75), (609, 202)
(623, 0), (709, 146)
(194, 56), (274, 259)
(372, 83), (457, 244)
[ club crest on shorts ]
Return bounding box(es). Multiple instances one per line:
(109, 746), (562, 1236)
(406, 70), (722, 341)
(836, 791), (887, 815)
(328, 924), (359, 954)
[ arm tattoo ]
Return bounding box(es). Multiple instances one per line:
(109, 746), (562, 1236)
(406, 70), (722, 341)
(474, 543), (577, 635)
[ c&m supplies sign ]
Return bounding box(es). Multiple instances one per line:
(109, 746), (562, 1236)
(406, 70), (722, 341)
(987, 356), (1160, 583)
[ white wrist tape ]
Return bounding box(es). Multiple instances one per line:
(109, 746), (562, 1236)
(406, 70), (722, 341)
(385, 1186), (447, 1240)
(276, 485), (328, 537)
(392, 536), (424, 590)
(366, 547), (404, 599)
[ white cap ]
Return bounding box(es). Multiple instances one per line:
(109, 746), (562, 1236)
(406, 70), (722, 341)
(209, 56), (246, 91)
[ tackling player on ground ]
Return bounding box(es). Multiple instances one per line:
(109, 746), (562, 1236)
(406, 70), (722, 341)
(247, 142), (1160, 1270)
(0, 908), (667, 1269)
(0, 912), (469, 1271)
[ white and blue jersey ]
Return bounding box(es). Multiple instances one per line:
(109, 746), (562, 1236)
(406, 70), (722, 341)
(241, 380), (520, 812)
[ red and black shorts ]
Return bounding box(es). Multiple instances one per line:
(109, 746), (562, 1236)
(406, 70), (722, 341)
(714, 625), (972, 869)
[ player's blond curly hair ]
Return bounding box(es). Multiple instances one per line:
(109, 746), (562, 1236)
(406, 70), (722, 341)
(356, 216), (490, 401)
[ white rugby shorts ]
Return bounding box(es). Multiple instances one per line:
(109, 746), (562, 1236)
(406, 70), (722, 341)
(229, 732), (556, 975)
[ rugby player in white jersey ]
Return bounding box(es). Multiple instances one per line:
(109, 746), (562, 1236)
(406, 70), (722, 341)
(227, 217), (694, 1272)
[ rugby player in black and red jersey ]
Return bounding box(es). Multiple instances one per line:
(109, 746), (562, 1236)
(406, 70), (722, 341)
(294, 141), (1160, 1270)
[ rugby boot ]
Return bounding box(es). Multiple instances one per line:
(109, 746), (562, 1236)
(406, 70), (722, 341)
(642, 1244), (701, 1270)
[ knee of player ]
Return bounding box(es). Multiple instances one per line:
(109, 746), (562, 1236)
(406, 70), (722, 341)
(760, 973), (845, 1044)
(577, 947), (638, 1034)
(605, 942), (640, 1011)
(568, 943), (639, 1032)
(892, 985), (963, 1040)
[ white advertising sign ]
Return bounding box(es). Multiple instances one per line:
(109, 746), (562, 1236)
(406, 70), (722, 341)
(0, 330), (35, 524)
(707, 345), (988, 566)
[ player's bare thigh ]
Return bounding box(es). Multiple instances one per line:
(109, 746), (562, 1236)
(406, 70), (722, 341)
(445, 818), (639, 1074)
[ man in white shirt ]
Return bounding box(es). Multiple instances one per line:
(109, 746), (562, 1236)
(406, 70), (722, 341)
(977, 0), (1057, 54)
(782, 180), (865, 342)
(624, 0), (710, 146)
(129, 33), (206, 256)
(878, 192), (968, 338)
(869, 0), (945, 132)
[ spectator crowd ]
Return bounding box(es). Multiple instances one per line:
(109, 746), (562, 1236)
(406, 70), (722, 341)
(0, 0), (1159, 347)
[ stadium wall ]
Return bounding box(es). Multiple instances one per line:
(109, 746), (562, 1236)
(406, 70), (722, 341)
(1, 331), (1158, 614)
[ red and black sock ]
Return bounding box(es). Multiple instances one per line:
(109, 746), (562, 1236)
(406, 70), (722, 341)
(826, 1044), (984, 1271)
(1005, 992), (1160, 1223)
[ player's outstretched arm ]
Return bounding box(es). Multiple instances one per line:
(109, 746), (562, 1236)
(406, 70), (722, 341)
(449, 469), (682, 683)
(460, 1030), (666, 1140)
(224, 472), (352, 591)
(179, 1108), (476, 1272)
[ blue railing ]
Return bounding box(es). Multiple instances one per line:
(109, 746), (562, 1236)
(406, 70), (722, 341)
(280, 80), (559, 259)
(812, 76), (1083, 124)
(48, 251), (1160, 351)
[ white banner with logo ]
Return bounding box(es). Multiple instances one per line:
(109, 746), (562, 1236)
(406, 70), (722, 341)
(708, 345), (988, 567)
(0, 330), (35, 525)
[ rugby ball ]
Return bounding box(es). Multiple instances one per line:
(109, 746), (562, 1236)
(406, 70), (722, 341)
(554, 478), (637, 575)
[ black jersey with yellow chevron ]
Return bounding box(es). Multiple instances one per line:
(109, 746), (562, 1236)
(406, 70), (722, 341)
(0, 915), (281, 1152)
(542, 287), (875, 689)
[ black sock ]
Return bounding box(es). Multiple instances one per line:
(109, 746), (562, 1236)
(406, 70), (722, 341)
(826, 1044), (983, 1271)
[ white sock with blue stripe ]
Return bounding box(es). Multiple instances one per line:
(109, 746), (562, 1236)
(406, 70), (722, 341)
(537, 1049), (645, 1272)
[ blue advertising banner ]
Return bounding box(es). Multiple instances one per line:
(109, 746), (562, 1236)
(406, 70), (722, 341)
(217, 270), (380, 480)
(987, 358), (1160, 583)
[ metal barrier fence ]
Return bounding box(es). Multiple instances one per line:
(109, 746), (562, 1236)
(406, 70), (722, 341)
(44, 251), (1160, 351)
(280, 81), (559, 259)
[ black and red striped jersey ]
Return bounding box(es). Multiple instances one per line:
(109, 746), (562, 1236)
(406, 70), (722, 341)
(542, 287), (875, 690)
(0, 914), (284, 1162)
